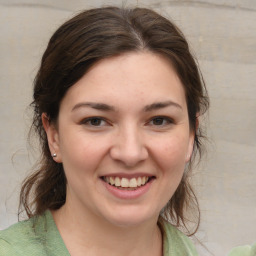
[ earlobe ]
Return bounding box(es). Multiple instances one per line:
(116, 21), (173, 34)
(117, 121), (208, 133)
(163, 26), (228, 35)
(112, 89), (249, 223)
(42, 113), (62, 163)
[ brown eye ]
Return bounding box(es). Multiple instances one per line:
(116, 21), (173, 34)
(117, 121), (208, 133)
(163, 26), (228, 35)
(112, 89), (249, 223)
(81, 117), (107, 126)
(149, 116), (173, 126)
(152, 117), (165, 125)
(89, 118), (103, 126)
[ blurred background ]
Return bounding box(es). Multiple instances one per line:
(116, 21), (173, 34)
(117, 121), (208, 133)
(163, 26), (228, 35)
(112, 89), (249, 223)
(0, 0), (255, 255)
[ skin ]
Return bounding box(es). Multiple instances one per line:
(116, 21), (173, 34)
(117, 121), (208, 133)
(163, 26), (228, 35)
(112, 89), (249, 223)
(43, 51), (195, 256)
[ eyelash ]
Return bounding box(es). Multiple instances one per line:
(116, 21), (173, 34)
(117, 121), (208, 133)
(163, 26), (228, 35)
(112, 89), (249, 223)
(80, 116), (174, 128)
(80, 117), (109, 127)
(147, 116), (174, 126)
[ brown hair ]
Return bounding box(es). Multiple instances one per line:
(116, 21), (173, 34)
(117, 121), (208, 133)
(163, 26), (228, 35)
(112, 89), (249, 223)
(19, 6), (209, 235)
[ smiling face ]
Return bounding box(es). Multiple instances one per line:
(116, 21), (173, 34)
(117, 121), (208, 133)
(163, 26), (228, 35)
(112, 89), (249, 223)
(44, 52), (195, 227)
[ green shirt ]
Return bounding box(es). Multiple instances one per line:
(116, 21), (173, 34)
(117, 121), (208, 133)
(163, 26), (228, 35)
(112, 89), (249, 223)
(227, 243), (256, 256)
(0, 210), (198, 255)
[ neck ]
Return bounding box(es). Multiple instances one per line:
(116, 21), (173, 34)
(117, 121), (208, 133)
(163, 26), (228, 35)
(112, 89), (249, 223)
(52, 201), (162, 256)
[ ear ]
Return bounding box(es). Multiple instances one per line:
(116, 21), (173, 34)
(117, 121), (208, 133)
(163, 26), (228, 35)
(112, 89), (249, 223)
(185, 115), (199, 162)
(42, 113), (62, 163)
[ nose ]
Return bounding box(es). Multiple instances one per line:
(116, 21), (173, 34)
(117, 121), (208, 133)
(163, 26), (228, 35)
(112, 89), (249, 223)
(110, 125), (148, 167)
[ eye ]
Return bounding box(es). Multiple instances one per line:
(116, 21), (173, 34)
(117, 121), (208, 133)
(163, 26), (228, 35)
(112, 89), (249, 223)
(81, 117), (108, 127)
(148, 116), (173, 126)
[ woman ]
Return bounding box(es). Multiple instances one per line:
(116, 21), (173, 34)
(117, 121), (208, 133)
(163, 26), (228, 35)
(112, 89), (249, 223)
(0, 6), (209, 255)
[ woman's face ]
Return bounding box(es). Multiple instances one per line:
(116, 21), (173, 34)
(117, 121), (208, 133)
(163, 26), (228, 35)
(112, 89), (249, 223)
(46, 52), (194, 227)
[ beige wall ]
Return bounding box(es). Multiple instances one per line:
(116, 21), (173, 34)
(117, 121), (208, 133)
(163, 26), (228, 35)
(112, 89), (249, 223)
(0, 1), (255, 255)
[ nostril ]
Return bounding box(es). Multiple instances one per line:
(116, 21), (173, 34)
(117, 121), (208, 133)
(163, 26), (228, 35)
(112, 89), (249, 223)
(109, 139), (148, 167)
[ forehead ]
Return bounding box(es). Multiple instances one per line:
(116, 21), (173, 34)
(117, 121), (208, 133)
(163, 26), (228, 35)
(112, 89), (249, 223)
(60, 52), (187, 111)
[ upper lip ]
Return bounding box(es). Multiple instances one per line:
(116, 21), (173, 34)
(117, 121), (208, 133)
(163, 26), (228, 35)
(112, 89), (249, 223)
(100, 173), (155, 179)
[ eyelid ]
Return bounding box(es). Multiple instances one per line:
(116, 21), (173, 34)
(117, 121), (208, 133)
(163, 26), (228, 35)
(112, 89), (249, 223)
(80, 116), (111, 126)
(147, 116), (174, 126)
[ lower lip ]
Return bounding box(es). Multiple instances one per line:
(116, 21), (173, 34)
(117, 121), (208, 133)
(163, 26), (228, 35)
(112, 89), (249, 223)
(101, 179), (154, 200)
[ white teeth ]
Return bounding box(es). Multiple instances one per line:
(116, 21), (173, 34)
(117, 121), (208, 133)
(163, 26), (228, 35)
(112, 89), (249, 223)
(129, 178), (138, 188)
(104, 176), (151, 188)
(110, 177), (115, 185)
(121, 178), (129, 187)
(137, 177), (142, 186)
(129, 178), (137, 187)
(115, 177), (121, 186)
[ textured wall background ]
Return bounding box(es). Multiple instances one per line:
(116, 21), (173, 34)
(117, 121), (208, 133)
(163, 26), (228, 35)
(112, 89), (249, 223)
(0, 0), (255, 255)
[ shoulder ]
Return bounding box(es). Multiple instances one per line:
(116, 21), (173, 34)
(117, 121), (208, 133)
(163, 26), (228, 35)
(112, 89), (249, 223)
(227, 242), (256, 256)
(160, 219), (198, 256)
(0, 216), (37, 243)
(0, 212), (49, 256)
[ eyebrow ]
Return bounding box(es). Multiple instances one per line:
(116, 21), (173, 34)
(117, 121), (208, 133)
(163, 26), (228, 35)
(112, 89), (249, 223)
(71, 100), (182, 112)
(72, 102), (116, 112)
(143, 101), (182, 112)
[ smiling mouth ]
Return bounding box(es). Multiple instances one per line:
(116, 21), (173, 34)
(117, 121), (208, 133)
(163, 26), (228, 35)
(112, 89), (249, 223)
(101, 176), (155, 190)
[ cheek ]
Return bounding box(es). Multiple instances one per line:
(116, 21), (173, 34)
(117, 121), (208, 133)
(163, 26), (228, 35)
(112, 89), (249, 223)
(153, 135), (187, 165)
(59, 134), (108, 175)
(150, 137), (187, 207)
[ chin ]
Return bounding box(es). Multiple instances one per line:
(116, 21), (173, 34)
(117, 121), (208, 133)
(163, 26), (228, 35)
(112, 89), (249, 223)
(102, 207), (159, 228)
